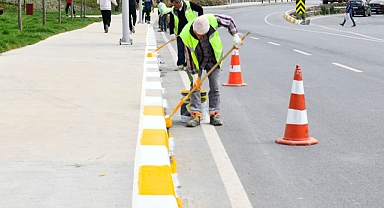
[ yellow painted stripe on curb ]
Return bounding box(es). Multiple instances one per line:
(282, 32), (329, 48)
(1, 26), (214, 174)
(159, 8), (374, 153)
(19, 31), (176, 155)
(139, 165), (176, 196)
(143, 106), (164, 116)
(170, 155), (177, 174)
(141, 129), (169, 148)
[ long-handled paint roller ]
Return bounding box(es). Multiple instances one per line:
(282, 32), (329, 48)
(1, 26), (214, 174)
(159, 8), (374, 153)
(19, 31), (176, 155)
(165, 31), (251, 128)
(147, 36), (179, 57)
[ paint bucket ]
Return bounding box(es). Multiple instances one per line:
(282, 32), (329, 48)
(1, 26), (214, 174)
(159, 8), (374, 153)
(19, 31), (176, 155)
(180, 90), (207, 122)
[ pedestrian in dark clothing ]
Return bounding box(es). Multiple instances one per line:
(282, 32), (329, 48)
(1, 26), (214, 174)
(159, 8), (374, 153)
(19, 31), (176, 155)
(65, 0), (76, 17)
(129, 0), (139, 33)
(143, 0), (153, 23)
(97, 0), (118, 33)
(169, 0), (203, 71)
(340, 0), (356, 27)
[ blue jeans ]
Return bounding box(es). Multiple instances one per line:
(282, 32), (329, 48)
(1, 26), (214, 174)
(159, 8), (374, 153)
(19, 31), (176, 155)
(341, 12), (356, 25)
(159, 15), (167, 31)
(176, 37), (186, 66)
(144, 2), (151, 22)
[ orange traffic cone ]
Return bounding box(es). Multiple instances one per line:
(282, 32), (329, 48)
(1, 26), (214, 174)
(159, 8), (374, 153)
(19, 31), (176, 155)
(276, 65), (318, 146)
(222, 49), (248, 86)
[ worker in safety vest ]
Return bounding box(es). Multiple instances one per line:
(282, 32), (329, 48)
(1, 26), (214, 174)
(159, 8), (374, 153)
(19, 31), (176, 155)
(158, 0), (171, 32)
(169, 0), (203, 71)
(179, 14), (243, 127)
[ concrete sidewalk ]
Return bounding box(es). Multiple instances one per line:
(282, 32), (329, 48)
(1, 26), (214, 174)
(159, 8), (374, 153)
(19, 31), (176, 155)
(0, 14), (148, 207)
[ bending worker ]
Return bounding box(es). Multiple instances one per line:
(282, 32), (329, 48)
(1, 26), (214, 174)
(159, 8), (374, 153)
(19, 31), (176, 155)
(169, 0), (203, 71)
(179, 14), (243, 127)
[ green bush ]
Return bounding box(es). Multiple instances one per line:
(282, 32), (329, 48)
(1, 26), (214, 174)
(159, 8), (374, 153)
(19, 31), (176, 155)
(329, 4), (336, 14)
(320, 5), (327, 14)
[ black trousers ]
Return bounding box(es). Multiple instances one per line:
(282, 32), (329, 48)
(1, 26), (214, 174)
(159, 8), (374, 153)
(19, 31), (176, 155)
(101, 10), (112, 27)
(65, 3), (75, 15)
(129, 5), (137, 31)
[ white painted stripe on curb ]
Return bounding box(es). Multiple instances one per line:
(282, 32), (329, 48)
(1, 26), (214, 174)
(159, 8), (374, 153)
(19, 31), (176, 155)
(293, 49), (312, 56)
(146, 71), (160, 78)
(332, 63), (363, 73)
(291, 80), (304, 94)
(144, 81), (162, 90)
(286, 109), (308, 124)
(145, 64), (159, 69)
(142, 116), (166, 129)
(139, 146), (170, 166)
(146, 57), (158, 62)
(138, 196), (178, 208)
(147, 46), (157, 50)
(143, 96), (163, 106)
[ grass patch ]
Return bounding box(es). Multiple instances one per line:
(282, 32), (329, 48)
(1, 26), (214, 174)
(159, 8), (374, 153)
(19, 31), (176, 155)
(0, 10), (102, 54)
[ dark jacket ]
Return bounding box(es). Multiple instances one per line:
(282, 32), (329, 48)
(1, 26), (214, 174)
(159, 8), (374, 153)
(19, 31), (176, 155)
(346, 1), (354, 13)
(129, 0), (138, 6)
(169, 1), (203, 35)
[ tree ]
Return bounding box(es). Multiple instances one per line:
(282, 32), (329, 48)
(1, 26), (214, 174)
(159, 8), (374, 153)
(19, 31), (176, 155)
(18, 0), (22, 30)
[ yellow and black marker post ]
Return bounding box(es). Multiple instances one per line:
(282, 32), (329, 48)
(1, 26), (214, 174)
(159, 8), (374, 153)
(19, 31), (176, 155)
(296, 0), (306, 14)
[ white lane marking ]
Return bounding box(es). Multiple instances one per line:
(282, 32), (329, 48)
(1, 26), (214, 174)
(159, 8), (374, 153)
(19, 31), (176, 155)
(202, 125), (253, 208)
(250, 37), (259, 40)
(162, 32), (252, 208)
(332, 63), (363, 73)
(293, 49), (312, 56)
(264, 12), (384, 43)
(268, 42), (281, 46)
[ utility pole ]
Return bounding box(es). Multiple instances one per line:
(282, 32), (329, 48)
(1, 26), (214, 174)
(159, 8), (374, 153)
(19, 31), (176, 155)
(120, 0), (132, 45)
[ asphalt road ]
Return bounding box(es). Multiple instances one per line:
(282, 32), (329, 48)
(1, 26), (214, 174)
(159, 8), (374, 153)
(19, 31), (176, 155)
(159, 2), (384, 207)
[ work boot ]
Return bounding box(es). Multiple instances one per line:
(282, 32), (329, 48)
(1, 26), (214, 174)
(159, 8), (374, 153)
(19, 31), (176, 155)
(210, 114), (223, 126)
(175, 65), (185, 71)
(186, 114), (200, 127)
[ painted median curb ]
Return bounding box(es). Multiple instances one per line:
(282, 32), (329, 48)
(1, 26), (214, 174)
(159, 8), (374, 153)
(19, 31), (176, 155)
(133, 25), (181, 208)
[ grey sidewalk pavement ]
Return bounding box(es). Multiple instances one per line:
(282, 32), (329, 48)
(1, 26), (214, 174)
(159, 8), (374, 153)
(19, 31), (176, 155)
(0, 14), (147, 207)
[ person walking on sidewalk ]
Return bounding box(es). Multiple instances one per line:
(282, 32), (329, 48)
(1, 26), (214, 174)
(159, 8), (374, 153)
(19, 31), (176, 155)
(158, 0), (171, 32)
(340, 0), (356, 27)
(129, 0), (139, 33)
(143, 0), (153, 24)
(179, 14), (243, 127)
(65, 0), (76, 17)
(169, 0), (203, 71)
(97, 0), (118, 33)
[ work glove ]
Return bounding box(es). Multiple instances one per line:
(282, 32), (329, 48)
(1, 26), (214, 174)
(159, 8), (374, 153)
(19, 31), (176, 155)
(170, 34), (176, 41)
(232, 33), (243, 49)
(193, 74), (202, 90)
